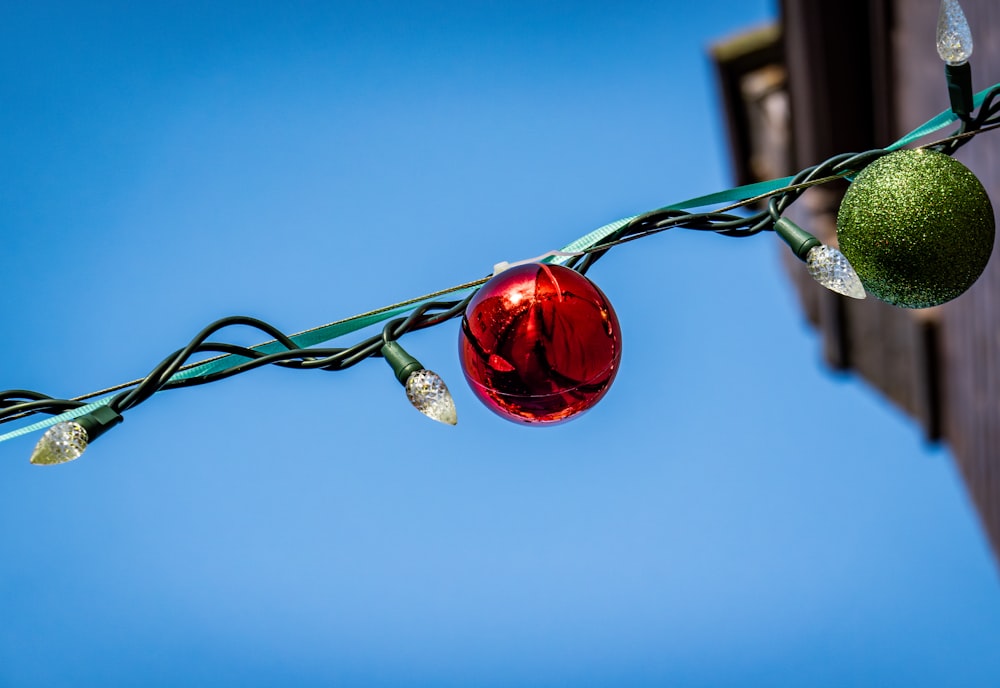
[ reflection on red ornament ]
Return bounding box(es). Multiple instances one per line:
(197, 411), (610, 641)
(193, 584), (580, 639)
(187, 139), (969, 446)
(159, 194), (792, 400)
(458, 263), (622, 424)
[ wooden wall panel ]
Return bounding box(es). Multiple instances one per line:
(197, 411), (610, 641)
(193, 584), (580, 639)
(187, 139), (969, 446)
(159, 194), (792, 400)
(866, 0), (1000, 558)
(779, 0), (941, 438)
(776, 1), (1000, 558)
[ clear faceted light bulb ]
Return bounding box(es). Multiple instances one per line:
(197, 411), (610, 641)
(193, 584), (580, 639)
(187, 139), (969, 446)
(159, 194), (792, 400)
(937, 0), (973, 65)
(30, 421), (89, 465)
(405, 369), (458, 425)
(806, 245), (867, 300)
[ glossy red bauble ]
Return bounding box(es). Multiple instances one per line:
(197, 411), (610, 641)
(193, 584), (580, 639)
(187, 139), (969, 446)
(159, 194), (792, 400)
(458, 263), (622, 424)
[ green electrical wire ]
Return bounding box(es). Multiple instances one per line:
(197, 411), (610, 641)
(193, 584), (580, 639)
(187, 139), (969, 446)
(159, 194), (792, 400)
(2, 82), (999, 446)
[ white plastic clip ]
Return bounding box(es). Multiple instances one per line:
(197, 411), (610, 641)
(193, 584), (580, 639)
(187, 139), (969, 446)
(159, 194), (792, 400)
(492, 250), (585, 276)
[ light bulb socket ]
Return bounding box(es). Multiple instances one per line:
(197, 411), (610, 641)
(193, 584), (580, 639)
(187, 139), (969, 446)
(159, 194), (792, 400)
(381, 340), (424, 386)
(774, 217), (821, 262)
(945, 62), (974, 117)
(76, 406), (124, 443)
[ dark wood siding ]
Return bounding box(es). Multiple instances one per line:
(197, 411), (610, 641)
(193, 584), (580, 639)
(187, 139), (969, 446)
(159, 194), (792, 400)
(771, 1), (1000, 560)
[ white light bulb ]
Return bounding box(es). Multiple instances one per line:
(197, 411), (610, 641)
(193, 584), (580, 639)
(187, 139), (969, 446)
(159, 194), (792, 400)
(806, 245), (866, 300)
(30, 421), (89, 465)
(937, 0), (973, 66)
(405, 369), (458, 425)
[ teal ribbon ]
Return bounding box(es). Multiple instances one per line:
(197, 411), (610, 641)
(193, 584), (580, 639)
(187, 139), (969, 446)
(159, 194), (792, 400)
(561, 83), (999, 259)
(0, 301), (431, 444)
(887, 84), (994, 151)
(4, 83), (997, 445)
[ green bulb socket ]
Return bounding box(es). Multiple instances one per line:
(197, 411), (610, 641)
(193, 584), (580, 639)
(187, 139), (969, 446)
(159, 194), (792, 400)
(381, 340), (423, 386)
(77, 406), (124, 443)
(945, 62), (974, 117)
(774, 217), (821, 262)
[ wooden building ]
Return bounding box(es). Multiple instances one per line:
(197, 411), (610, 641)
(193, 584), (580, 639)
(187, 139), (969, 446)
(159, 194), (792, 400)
(713, 0), (1000, 561)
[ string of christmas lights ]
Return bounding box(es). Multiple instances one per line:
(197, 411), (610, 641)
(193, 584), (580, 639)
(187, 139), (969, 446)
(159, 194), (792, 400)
(3, 0), (999, 464)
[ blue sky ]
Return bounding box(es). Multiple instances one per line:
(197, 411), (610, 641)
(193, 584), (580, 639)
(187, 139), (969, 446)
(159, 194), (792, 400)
(2, 1), (999, 686)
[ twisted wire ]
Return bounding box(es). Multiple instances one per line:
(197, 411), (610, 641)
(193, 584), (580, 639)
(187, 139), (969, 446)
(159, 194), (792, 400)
(3, 86), (1000, 431)
(570, 87), (1000, 274)
(0, 296), (473, 425)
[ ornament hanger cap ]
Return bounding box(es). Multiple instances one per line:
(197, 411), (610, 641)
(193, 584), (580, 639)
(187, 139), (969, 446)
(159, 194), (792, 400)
(492, 250), (584, 276)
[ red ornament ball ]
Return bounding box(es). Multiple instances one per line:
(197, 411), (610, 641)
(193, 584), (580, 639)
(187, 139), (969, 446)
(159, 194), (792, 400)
(459, 263), (622, 424)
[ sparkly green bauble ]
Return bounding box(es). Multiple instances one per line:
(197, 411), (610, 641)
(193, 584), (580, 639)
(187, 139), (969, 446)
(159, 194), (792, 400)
(837, 148), (995, 308)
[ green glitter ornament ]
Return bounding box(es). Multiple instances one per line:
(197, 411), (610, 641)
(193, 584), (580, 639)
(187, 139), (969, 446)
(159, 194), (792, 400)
(837, 148), (995, 308)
